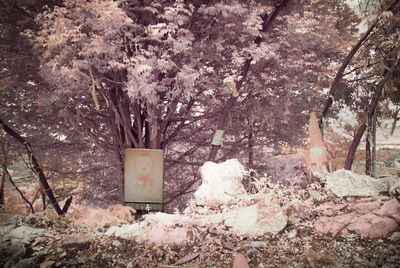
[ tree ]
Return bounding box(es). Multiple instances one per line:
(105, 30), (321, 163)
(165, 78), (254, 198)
(21, 0), (362, 209)
(214, 0), (360, 167)
(328, 0), (400, 170)
(26, 0), (295, 201)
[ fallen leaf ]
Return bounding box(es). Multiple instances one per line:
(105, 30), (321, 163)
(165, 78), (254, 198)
(214, 238), (222, 246)
(223, 241), (235, 250)
(173, 252), (200, 266)
(266, 247), (275, 254)
(233, 253), (250, 268)
(43, 231), (57, 238)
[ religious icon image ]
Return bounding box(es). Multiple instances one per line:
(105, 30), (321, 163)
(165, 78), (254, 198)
(135, 153), (155, 192)
(124, 149), (163, 203)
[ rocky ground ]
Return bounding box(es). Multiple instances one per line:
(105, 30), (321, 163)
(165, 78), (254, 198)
(1, 203), (400, 268)
(1, 150), (400, 268)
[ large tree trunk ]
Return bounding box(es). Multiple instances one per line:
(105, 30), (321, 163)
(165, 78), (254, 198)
(0, 171), (4, 206)
(0, 118), (71, 215)
(110, 115), (125, 202)
(344, 65), (397, 170)
(319, 0), (399, 126)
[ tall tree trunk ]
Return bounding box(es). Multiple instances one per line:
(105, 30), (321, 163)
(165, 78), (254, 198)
(0, 142), (5, 206)
(344, 64), (397, 170)
(0, 170), (4, 206)
(319, 0), (399, 127)
(0, 118), (71, 215)
(110, 112), (125, 202)
(207, 0), (290, 162)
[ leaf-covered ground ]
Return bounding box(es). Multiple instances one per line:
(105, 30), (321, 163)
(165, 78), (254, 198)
(1, 209), (400, 268)
(1, 149), (400, 268)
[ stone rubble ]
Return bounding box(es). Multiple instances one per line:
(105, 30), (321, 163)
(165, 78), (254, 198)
(314, 194), (400, 238)
(1, 155), (400, 267)
(106, 159), (288, 244)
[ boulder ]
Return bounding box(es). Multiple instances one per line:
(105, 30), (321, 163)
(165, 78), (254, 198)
(375, 198), (400, 223)
(314, 212), (356, 235)
(347, 213), (399, 238)
(316, 202), (347, 216)
(326, 169), (400, 197)
(351, 201), (380, 215)
(224, 193), (287, 236)
(262, 154), (309, 188)
(314, 198), (400, 238)
(194, 159), (247, 206)
(7, 226), (45, 243)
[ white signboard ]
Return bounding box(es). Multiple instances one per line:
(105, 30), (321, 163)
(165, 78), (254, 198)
(124, 149), (163, 203)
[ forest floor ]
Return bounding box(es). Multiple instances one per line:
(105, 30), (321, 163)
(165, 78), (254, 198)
(1, 149), (400, 268)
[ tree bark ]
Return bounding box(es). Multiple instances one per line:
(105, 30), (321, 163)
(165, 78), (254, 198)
(319, 0), (399, 126)
(0, 118), (71, 215)
(0, 168), (4, 206)
(344, 64), (397, 170)
(0, 142), (5, 206)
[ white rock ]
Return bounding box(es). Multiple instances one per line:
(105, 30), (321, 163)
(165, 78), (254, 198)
(192, 213), (224, 226)
(0, 225), (15, 240)
(7, 226), (45, 242)
(194, 159), (247, 206)
(224, 193), (287, 236)
(112, 240), (122, 247)
(326, 169), (400, 197)
(255, 193), (288, 234)
(143, 212), (189, 227)
(224, 204), (258, 235)
(389, 232), (400, 242)
(105, 223), (147, 241)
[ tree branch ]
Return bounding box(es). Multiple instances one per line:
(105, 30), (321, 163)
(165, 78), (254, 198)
(0, 118), (71, 215)
(2, 164), (35, 214)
